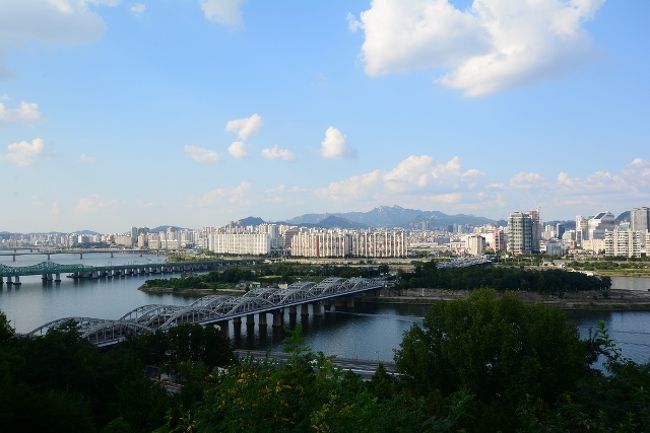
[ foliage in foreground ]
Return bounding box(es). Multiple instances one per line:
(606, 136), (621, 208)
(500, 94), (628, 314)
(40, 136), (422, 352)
(1, 288), (650, 433)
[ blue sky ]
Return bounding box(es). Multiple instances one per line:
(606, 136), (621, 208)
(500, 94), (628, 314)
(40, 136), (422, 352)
(0, 0), (648, 232)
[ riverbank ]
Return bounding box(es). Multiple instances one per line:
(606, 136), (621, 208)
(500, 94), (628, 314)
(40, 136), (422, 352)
(371, 288), (650, 311)
(139, 286), (244, 297)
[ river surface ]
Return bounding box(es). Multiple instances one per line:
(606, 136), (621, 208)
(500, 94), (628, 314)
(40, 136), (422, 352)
(1, 253), (649, 364)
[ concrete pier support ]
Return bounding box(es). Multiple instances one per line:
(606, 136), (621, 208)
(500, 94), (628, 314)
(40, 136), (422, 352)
(6, 276), (12, 285)
(301, 304), (309, 317)
(79, 253), (83, 259)
(346, 297), (355, 309)
(272, 310), (283, 328)
(258, 312), (267, 326)
(0, 277), (4, 285)
(312, 302), (322, 317)
(232, 317), (242, 332)
(55, 273), (61, 283)
(289, 306), (297, 315)
(246, 314), (255, 327)
(13, 276), (21, 286)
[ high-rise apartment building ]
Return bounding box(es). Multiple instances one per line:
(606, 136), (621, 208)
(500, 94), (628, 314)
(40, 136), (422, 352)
(631, 207), (649, 233)
(507, 211), (533, 255)
(575, 216), (589, 246)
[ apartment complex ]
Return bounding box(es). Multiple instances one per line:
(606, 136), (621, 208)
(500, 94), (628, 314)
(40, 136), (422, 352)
(290, 229), (408, 258)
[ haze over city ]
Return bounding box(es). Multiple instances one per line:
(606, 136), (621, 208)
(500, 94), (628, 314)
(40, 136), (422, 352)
(1, 0), (649, 232)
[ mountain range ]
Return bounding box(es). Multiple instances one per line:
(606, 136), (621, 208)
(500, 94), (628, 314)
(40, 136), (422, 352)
(236, 205), (497, 230)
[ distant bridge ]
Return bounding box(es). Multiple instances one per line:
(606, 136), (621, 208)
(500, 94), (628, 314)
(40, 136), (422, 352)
(0, 248), (174, 261)
(437, 257), (492, 269)
(0, 259), (251, 285)
(26, 277), (386, 347)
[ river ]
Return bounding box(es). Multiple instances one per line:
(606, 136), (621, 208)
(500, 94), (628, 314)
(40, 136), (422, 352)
(1, 253), (649, 364)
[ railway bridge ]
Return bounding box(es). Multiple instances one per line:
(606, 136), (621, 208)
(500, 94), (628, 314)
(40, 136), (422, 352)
(26, 277), (386, 347)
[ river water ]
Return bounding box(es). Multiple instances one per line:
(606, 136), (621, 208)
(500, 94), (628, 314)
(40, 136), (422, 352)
(1, 253), (649, 364)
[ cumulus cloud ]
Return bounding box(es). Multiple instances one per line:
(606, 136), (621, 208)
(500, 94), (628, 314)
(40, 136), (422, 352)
(353, 0), (605, 96)
(74, 194), (125, 213)
(228, 141), (247, 159)
(184, 144), (221, 163)
(315, 170), (382, 201)
(129, 2), (145, 15)
(200, 0), (245, 28)
(225, 113), (262, 141)
(383, 155), (463, 192)
(509, 171), (546, 189)
(261, 145), (295, 161)
(320, 126), (353, 159)
(197, 181), (251, 207)
(0, 138), (45, 166)
(79, 153), (96, 164)
(0, 0), (118, 78)
(0, 101), (41, 122)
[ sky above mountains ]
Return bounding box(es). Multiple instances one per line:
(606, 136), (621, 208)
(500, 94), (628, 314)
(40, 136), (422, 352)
(1, 0), (648, 232)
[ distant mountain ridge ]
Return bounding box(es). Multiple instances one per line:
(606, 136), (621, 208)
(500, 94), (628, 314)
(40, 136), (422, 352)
(285, 205), (496, 229)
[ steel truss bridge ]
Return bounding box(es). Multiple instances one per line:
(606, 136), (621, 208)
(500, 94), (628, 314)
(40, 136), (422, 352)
(0, 260), (250, 283)
(26, 277), (386, 347)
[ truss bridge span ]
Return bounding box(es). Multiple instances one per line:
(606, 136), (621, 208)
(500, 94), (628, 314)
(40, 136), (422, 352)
(25, 277), (387, 347)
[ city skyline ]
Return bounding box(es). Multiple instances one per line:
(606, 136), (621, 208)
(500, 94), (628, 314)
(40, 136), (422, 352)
(1, 0), (649, 232)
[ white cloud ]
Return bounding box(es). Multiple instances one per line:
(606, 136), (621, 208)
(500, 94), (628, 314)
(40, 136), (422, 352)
(79, 153), (96, 164)
(74, 195), (125, 213)
(315, 170), (382, 201)
(225, 113), (262, 141)
(383, 155), (463, 192)
(354, 0), (605, 96)
(422, 192), (462, 204)
(320, 126), (353, 159)
(0, 0), (119, 78)
(184, 144), (221, 163)
(197, 181), (251, 207)
(261, 145), (294, 161)
(0, 101), (41, 122)
(346, 12), (362, 32)
(200, 0), (244, 28)
(0, 138), (44, 166)
(129, 3), (146, 15)
(509, 171), (545, 189)
(228, 141), (247, 159)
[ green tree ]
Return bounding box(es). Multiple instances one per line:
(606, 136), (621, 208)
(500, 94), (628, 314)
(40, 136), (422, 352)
(395, 289), (592, 433)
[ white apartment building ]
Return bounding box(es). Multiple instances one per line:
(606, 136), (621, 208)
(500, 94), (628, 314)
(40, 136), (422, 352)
(290, 229), (408, 258)
(208, 233), (271, 255)
(467, 234), (486, 256)
(605, 226), (643, 258)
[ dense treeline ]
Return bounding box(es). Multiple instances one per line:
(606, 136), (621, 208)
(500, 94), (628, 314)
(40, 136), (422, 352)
(399, 261), (611, 292)
(2, 289), (649, 432)
(144, 263), (390, 290)
(0, 318), (232, 433)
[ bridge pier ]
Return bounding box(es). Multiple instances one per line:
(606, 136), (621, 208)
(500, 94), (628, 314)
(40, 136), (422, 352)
(6, 276), (12, 285)
(12, 254), (16, 262)
(79, 253), (83, 259)
(47, 253), (51, 261)
(13, 276), (21, 286)
(301, 304), (309, 317)
(232, 317), (242, 333)
(272, 310), (284, 328)
(258, 312), (267, 326)
(312, 302), (322, 317)
(0, 277), (3, 285)
(346, 297), (355, 309)
(55, 273), (61, 283)
(110, 252), (114, 258)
